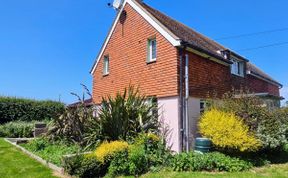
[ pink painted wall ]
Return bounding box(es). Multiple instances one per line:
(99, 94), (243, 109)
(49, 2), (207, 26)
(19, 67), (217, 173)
(158, 96), (180, 152)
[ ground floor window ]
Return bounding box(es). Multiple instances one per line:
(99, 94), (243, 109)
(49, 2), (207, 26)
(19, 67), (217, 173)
(200, 100), (207, 114)
(146, 96), (158, 118)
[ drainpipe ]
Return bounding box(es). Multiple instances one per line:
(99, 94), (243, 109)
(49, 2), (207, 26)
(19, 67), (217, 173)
(179, 48), (184, 152)
(185, 54), (190, 152)
(179, 42), (190, 152)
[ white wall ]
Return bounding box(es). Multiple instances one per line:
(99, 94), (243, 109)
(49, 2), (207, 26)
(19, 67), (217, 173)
(188, 97), (201, 149)
(158, 96), (180, 152)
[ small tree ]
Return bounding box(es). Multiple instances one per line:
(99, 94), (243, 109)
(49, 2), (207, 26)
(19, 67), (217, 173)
(98, 86), (160, 141)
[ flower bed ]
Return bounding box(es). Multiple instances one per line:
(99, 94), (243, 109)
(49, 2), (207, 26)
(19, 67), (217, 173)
(20, 137), (81, 166)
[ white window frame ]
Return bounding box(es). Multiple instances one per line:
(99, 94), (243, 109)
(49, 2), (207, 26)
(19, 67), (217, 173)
(147, 38), (157, 63)
(231, 57), (244, 77)
(103, 56), (109, 75)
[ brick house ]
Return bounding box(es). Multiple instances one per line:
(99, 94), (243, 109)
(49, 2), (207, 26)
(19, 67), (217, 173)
(90, 0), (283, 152)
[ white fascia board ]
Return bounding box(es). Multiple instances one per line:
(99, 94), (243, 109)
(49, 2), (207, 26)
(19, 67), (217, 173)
(90, 0), (127, 74)
(90, 0), (181, 74)
(247, 71), (282, 87)
(128, 0), (181, 46)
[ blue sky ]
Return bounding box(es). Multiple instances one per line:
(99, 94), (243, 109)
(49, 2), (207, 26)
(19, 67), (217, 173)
(0, 0), (287, 105)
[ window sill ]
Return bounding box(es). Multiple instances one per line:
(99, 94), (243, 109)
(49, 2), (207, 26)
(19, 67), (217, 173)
(147, 59), (157, 64)
(231, 73), (244, 78)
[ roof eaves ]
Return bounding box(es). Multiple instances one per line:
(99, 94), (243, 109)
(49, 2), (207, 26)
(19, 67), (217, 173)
(183, 42), (232, 64)
(229, 50), (249, 62)
(247, 71), (283, 87)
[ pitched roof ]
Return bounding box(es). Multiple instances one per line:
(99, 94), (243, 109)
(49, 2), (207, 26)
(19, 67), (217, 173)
(91, 0), (281, 87)
(139, 2), (226, 58)
(247, 63), (282, 87)
(135, 0), (281, 86)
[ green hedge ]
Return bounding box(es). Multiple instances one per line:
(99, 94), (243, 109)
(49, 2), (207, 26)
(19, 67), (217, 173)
(0, 96), (65, 124)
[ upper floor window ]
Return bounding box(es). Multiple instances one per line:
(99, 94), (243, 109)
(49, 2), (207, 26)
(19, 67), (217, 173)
(103, 56), (109, 75)
(147, 38), (157, 62)
(231, 57), (244, 77)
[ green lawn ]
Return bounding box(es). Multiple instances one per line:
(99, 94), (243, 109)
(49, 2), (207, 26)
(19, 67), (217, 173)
(1, 138), (288, 178)
(0, 138), (58, 178)
(140, 164), (288, 178)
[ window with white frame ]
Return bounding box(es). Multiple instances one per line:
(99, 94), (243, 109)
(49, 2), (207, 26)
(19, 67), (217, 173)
(103, 56), (109, 75)
(147, 38), (157, 62)
(200, 100), (206, 114)
(231, 57), (244, 77)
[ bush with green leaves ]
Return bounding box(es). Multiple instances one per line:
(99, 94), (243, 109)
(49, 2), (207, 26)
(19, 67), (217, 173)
(99, 86), (160, 141)
(62, 154), (108, 178)
(108, 133), (172, 177)
(171, 152), (252, 172)
(63, 133), (171, 177)
(0, 96), (64, 124)
(49, 85), (160, 149)
(0, 121), (35, 138)
(256, 108), (288, 150)
(108, 145), (149, 177)
(209, 93), (288, 151)
(48, 104), (98, 147)
(48, 85), (101, 148)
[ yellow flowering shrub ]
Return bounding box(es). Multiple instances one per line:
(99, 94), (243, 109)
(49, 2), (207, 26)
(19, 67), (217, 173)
(134, 133), (161, 146)
(94, 141), (129, 163)
(146, 133), (160, 142)
(199, 109), (261, 152)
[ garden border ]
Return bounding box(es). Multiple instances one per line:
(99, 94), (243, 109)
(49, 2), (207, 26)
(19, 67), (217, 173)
(4, 138), (70, 177)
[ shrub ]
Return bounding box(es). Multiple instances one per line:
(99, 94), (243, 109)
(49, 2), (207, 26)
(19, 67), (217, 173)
(256, 109), (288, 150)
(199, 109), (261, 152)
(62, 154), (108, 178)
(0, 121), (35, 138)
(210, 95), (288, 150)
(108, 134), (172, 177)
(48, 85), (161, 149)
(48, 105), (99, 146)
(107, 151), (130, 176)
(62, 154), (84, 176)
(94, 141), (129, 163)
(209, 93), (273, 132)
(48, 85), (102, 148)
(0, 96), (64, 124)
(99, 86), (160, 141)
(171, 152), (252, 172)
(134, 133), (172, 168)
(128, 145), (148, 175)
(108, 145), (149, 177)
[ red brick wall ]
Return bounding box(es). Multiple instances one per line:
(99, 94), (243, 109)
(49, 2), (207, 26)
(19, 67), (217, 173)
(92, 4), (280, 103)
(185, 51), (280, 98)
(92, 4), (178, 104)
(247, 75), (280, 96)
(185, 51), (231, 98)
